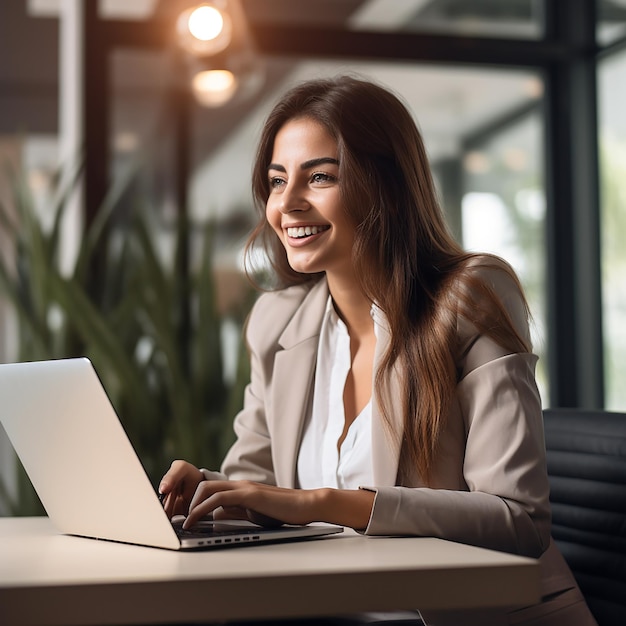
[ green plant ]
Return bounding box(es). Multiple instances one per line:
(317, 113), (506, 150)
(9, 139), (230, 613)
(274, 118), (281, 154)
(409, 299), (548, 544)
(0, 164), (252, 515)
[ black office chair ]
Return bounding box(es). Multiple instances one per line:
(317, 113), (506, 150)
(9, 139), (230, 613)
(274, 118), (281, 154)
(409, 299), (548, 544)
(543, 408), (626, 626)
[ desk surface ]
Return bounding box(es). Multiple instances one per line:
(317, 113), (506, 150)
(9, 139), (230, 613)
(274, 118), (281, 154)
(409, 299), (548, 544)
(0, 517), (540, 625)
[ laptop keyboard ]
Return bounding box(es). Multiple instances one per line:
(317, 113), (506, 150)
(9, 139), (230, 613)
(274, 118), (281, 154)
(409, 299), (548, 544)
(172, 520), (268, 540)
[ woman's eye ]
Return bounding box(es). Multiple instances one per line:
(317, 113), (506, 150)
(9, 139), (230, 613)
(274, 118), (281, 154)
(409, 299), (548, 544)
(311, 172), (336, 184)
(269, 176), (286, 189)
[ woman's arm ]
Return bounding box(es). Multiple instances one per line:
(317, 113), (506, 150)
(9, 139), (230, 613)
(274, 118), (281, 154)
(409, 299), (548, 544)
(181, 481), (375, 530)
(363, 352), (551, 557)
(362, 259), (551, 557)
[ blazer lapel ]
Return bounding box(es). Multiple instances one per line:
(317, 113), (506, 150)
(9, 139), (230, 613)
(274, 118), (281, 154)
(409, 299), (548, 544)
(270, 279), (329, 488)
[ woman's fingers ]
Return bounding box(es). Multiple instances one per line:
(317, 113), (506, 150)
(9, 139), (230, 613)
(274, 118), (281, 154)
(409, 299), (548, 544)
(159, 460), (193, 493)
(184, 481), (246, 527)
(159, 460), (204, 518)
(158, 466), (315, 528)
(213, 505), (250, 521)
(183, 481), (313, 529)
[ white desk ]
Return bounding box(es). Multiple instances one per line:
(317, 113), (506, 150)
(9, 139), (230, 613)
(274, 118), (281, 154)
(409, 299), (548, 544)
(0, 517), (540, 625)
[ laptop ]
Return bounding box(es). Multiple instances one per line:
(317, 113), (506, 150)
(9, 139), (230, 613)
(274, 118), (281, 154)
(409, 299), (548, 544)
(0, 357), (343, 550)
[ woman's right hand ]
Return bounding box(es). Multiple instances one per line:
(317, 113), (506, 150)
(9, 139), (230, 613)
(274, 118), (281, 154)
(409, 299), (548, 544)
(158, 460), (204, 519)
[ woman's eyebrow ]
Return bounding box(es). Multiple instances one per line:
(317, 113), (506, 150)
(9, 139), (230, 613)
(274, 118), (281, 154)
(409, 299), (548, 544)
(301, 157), (339, 170)
(267, 157), (339, 172)
(268, 163), (286, 172)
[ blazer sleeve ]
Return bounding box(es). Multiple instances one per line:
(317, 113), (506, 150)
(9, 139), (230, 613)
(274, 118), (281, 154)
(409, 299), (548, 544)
(363, 258), (552, 558)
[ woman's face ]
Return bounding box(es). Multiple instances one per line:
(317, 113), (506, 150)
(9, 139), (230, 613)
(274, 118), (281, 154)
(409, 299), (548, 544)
(265, 117), (355, 282)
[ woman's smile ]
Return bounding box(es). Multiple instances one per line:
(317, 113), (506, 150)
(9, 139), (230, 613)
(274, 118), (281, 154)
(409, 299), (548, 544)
(284, 224), (331, 246)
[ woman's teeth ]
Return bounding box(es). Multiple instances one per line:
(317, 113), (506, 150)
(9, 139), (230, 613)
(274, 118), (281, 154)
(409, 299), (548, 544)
(287, 225), (328, 238)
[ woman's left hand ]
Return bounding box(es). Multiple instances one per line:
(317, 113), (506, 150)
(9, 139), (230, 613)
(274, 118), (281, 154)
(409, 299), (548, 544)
(182, 481), (375, 531)
(183, 481), (319, 529)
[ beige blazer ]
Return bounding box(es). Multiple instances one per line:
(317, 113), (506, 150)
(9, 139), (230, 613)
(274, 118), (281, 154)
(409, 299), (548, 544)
(218, 259), (597, 626)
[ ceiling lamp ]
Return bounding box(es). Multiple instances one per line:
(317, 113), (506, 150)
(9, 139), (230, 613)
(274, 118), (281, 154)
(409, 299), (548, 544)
(177, 0), (264, 108)
(191, 69), (238, 107)
(177, 2), (233, 57)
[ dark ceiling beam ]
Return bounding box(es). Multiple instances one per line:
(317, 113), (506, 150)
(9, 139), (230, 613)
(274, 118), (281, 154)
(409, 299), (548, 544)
(79, 0), (575, 68)
(248, 25), (571, 67)
(93, 19), (574, 69)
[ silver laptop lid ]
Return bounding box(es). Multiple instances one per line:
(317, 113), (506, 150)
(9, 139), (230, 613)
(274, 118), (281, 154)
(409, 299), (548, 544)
(0, 358), (181, 550)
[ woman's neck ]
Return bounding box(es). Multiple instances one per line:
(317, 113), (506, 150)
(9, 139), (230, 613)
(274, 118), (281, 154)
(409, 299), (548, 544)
(326, 274), (374, 340)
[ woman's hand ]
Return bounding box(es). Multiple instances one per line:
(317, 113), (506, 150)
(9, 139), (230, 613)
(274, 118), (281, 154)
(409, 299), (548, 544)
(158, 460), (205, 519)
(182, 480), (376, 531)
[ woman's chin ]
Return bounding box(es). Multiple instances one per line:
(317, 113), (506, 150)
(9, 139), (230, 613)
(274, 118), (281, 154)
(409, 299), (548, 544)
(286, 258), (321, 275)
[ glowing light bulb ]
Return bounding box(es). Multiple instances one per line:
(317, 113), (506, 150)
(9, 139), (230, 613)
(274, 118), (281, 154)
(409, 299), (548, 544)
(188, 5), (224, 42)
(177, 3), (233, 56)
(192, 69), (238, 107)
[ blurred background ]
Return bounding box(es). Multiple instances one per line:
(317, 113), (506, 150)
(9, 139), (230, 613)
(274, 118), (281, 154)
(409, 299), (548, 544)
(1, 0), (625, 514)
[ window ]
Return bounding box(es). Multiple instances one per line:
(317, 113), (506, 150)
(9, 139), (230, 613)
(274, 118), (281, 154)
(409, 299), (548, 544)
(598, 46), (626, 409)
(349, 0), (544, 40)
(597, 0), (626, 46)
(458, 109), (547, 402)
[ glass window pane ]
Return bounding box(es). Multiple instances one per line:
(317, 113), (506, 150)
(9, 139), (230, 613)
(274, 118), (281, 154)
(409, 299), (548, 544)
(458, 110), (548, 404)
(109, 48), (176, 220)
(597, 0), (626, 46)
(598, 48), (626, 410)
(348, 0), (544, 39)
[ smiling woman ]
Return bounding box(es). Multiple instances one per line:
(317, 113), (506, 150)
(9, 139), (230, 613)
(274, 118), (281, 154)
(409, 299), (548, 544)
(159, 76), (598, 626)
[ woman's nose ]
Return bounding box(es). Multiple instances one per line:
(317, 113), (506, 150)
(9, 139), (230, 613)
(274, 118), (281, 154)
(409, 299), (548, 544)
(279, 182), (309, 214)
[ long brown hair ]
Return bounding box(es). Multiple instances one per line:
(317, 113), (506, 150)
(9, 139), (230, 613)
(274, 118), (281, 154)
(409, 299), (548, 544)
(246, 76), (531, 482)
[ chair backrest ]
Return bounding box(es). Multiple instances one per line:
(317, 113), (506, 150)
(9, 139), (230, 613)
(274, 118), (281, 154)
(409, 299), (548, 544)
(543, 408), (626, 626)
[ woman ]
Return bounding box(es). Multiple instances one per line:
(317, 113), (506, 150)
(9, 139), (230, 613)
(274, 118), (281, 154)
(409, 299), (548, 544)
(160, 76), (596, 625)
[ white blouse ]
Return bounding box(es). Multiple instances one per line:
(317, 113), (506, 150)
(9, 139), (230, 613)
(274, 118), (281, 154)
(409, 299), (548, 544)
(296, 297), (376, 490)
